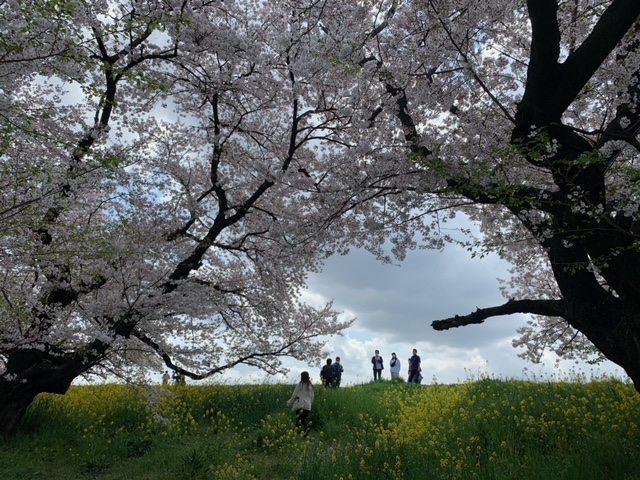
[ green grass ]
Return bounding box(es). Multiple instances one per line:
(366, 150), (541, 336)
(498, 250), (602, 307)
(1, 376), (640, 479)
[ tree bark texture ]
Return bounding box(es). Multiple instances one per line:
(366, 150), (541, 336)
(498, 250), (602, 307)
(0, 346), (103, 436)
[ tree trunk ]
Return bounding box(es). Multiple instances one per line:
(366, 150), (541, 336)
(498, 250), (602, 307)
(0, 372), (76, 437)
(0, 391), (39, 437)
(547, 233), (640, 394)
(0, 350), (87, 437)
(576, 306), (640, 395)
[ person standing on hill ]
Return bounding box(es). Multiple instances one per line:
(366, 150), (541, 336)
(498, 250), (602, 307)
(408, 348), (422, 384)
(172, 371), (186, 385)
(287, 371), (315, 435)
(162, 371), (170, 385)
(389, 353), (401, 380)
(371, 350), (384, 380)
(332, 357), (344, 387)
(320, 358), (335, 387)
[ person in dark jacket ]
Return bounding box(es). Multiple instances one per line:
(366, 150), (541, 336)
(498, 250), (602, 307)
(408, 348), (422, 384)
(320, 358), (335, 387)
(371, 350), (384, 380)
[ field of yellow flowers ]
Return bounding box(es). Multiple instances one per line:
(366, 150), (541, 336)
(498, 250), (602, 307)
(1, 375), (640, 479)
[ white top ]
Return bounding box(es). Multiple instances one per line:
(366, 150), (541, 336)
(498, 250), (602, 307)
(287, 381), (315, 410)
(389, 356), (401, 374)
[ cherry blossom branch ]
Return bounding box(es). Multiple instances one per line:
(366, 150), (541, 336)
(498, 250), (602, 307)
(432, 6), (515, 124)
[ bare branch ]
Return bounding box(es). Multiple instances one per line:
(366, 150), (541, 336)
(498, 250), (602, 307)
(431, 299), (566, 330)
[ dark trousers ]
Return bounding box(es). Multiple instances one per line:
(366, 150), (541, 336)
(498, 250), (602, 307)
(408, 369), (420, 383)
(296, 409), (310, 431)
(373, 369), (382, 380)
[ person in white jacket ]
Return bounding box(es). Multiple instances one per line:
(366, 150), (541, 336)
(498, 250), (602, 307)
(286, 371), (315, 434)
(389, 352), (401, 380)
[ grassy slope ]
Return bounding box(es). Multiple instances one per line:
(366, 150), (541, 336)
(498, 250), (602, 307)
(1, 378), (640, 480)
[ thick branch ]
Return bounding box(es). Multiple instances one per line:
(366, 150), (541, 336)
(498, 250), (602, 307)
(447, 178), (561, 215)
(431, 298), (566, 330)
(517, 0), (640, 129)
(556, 1), (640, 119)
(513, 0), (561, 130)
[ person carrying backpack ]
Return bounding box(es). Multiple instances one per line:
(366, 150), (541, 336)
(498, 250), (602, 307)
(332, 357), (344, 387)
(320, 358), (335, 387)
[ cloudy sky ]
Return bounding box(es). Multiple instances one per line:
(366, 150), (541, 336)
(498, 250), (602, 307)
(223, 218), (628, 387)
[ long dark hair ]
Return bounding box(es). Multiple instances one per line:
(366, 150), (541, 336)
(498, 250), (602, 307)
(300, 371), (313, 389)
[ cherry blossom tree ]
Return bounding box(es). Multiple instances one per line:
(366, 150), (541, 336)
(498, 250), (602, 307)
(2, 0), (640, 437)
(0, 0), (385, 436)
(326, 0), (640, 388)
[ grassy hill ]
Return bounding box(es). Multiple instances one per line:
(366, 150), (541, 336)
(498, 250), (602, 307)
(1, 376), (639, 479)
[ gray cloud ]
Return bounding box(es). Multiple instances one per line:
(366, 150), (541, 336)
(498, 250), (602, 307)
(201, 230), (628, 387)
(293, 242), (627, 386)
(308, 242), (517, 350)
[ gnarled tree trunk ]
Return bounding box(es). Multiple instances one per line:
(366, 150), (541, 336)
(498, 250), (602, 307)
(0, 349), (97, 437)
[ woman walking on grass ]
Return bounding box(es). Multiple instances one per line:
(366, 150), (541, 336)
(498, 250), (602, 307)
(286, 371), (314, 435)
